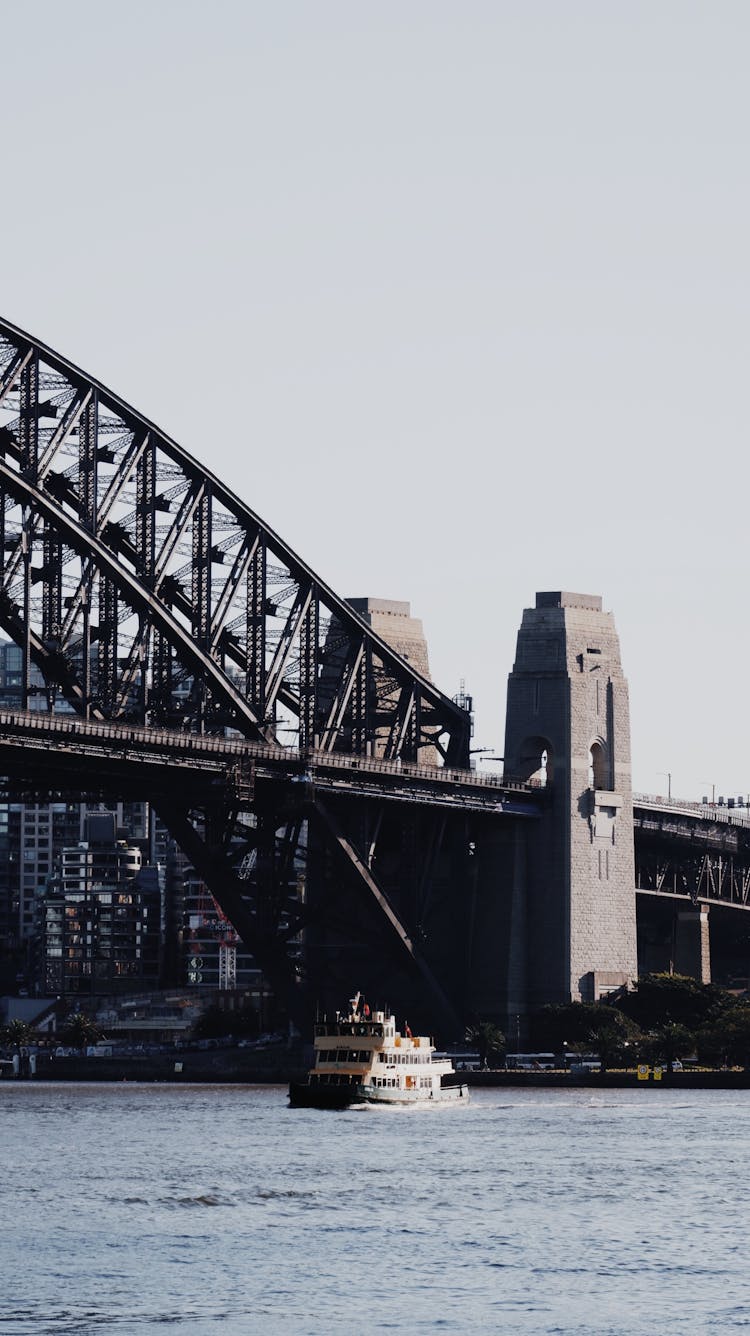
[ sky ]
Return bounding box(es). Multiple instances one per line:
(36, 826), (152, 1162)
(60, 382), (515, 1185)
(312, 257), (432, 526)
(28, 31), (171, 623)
(1, 1), (749, 803)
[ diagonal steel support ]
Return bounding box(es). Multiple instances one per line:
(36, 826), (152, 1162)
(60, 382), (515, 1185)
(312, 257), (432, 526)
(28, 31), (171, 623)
(313, 796), (460, 1033)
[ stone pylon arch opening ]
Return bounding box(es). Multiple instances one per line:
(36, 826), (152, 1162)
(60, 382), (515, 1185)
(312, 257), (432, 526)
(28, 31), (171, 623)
(518, 736), (553, 787)
(588, 739), (609, 789)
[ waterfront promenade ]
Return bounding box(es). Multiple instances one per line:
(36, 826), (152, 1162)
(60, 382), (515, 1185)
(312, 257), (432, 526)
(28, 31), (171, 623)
(3, 1047), (748, 1088)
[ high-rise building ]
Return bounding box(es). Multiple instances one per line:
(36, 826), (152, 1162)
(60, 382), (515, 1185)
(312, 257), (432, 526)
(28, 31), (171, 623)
(40, 813), (162, 998)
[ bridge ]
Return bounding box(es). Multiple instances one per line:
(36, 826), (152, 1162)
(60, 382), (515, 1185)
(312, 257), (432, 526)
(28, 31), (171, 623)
(0, 316), (747, 1035)
(635, 794), (750, 911)
(0, 315), (547, 1032)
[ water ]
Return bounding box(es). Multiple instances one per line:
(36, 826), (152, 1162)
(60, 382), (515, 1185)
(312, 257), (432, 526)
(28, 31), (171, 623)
(1, 1084), (749, 1335)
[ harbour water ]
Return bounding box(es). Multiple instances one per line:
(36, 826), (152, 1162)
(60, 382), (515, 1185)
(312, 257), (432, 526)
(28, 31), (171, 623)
(1, 1083), (749, 1335)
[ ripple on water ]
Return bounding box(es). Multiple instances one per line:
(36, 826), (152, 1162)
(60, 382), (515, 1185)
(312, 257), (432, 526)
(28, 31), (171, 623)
(3, 1085), (750, 1334)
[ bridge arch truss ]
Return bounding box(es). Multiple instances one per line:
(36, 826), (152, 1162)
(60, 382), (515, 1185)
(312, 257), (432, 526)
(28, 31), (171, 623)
(0, 318), (468, 763)
(0, 318), (472, 1029)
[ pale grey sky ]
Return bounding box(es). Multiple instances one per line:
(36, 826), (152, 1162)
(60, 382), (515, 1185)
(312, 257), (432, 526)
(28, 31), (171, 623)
(2, 1), (749, 801)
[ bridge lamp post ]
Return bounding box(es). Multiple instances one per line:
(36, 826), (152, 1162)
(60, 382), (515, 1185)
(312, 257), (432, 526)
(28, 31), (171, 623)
(658, 771), (672, 801)
(470, 748), (500, 766)
(701, 782), (716, 805)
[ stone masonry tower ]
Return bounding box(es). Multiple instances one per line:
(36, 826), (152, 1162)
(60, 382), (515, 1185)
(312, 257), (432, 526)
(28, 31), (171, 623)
(503, 592), (638, 1010)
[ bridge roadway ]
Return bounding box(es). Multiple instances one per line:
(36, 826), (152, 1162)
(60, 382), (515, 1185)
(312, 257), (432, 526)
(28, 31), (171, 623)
(3, 707), (749, 917)
(634, 793), (750, 913)
(0, 708), (747, 839)
(0, 708), (543, 816)
(635, 792), (750, 830)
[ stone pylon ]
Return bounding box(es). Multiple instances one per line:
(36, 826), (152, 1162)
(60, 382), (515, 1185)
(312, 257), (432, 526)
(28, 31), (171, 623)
(318, 597), (435, 759)
(503, 592), (638, 1011)
(345, 598), (432, 682)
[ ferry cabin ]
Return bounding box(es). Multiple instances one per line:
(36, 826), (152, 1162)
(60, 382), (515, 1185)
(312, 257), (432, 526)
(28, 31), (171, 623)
(309, 1011), (449, 1096)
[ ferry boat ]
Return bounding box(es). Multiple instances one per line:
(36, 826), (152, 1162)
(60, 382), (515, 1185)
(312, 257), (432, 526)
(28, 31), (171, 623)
(289, 993), (469, 1109)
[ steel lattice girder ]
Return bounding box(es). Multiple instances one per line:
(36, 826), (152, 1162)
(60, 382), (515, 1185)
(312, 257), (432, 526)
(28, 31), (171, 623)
(636, 844), (750, 909)
(0, 316), (473, 1027)
(0, 316), (470, 763)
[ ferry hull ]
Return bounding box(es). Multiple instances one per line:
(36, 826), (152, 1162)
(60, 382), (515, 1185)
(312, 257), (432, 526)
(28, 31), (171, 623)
(288, 1080), (469, 1109)
(288, 1081), (362, 1110)
(358, 1082), (469, 1106)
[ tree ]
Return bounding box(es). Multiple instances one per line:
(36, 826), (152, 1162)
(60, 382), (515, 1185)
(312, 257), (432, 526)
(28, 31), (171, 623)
(697, 1005), (750, 1069)
(585, 1012), (641, 1072)
(465, 1021), (505, 1069)
(617, 973), (727, 1033)
(61, 1013), (104, 1051)
(641, 1021), (694, 1073)
(0, 1019), (35, 1053)
(532, 1001), (641, 1071)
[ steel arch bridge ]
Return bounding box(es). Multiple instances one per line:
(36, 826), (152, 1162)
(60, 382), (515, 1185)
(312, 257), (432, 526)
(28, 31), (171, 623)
(0, 316), (480, 1030)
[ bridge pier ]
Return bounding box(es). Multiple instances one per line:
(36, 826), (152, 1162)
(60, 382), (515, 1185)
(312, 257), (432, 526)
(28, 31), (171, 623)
(674, 904), (711, 983)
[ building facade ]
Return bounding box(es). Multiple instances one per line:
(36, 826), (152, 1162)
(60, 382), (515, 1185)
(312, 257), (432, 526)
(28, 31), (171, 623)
(41, 813), (162, 998)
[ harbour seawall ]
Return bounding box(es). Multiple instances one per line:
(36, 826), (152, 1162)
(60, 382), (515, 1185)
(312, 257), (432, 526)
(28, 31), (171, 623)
(465, 1069), (750, 1089)
(3, 1048), (306, 1084)
(4, 1053), (750, 1088)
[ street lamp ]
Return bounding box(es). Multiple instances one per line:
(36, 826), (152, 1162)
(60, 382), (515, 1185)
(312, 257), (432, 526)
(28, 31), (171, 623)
(701, 781), (716, 805)
(658, 771), (672, 801)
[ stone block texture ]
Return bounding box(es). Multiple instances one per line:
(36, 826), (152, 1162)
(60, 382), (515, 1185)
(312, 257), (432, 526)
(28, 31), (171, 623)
(318, 597), (434, 760)
(346, 597), (432, 680)
(503, 592), (638, 1008)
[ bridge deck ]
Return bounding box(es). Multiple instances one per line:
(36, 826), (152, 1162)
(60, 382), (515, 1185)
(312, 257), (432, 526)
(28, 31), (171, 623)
(0, 708), (543, 815)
